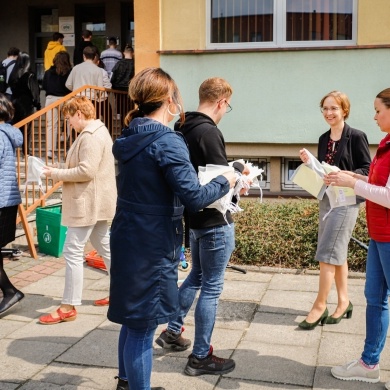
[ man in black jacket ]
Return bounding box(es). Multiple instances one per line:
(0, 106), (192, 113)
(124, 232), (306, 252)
(156, 77), (243, 376)
(111, 45), (134, 91)
(73, 30), (93, 66)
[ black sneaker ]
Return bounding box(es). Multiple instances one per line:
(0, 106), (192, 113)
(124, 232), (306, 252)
(115, 376), (128, 390)
(115, 376), (165, 390)
(184, 346), (235, 376)
(155, 327), (191, 351)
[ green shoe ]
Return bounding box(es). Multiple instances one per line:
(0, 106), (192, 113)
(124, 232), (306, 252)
(298, 308), (328, 330)
(326, 301), (353, 325)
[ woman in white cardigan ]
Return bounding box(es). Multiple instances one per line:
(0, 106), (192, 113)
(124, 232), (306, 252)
(39, 96), (116, 324)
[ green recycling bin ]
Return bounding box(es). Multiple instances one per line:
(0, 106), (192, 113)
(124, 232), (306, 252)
(36, 205), (68, 257)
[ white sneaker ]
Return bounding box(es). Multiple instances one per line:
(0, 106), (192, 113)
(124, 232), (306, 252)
(385, 380), (390, 389)
(331, 359), (380, 383)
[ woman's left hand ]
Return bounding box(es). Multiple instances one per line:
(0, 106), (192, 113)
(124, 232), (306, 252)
(324, 171), (357, 188)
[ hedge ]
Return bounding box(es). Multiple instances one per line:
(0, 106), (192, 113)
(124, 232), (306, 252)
(230, 198), (369, 272)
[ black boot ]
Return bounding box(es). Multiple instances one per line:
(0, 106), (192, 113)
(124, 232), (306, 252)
(0, 290), (24, 314)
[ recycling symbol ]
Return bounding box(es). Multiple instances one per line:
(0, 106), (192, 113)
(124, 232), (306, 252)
(43, 232), (52, 243)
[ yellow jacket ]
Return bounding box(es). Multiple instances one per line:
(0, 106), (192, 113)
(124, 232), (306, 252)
(44, 41), (66, 70)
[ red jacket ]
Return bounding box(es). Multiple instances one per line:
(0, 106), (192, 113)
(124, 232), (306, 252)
(366, 134), (390, 241)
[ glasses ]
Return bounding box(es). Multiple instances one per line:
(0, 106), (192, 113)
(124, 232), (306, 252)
(218, 99), (233, 113)
(321, 106), (341, 113)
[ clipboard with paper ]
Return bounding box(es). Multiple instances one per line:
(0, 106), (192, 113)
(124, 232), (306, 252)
(321, 162), (356, 208)
(291, 149), (356, 208)
(290, 163), (327, 199)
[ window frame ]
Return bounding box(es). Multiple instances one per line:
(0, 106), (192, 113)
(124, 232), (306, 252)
(282, 158), (304, 190)
(228, 157), (271, 190)
(206, 0), (358, 50)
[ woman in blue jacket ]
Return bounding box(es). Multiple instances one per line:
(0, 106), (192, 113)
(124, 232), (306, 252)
(0, 93), (24, 315)
(108, 68), (235, 390)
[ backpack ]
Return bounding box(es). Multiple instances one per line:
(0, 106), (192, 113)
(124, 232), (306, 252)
(0, 60), (16, 93)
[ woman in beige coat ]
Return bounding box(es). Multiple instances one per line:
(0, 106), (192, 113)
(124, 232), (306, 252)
(39, 96), (116, 324)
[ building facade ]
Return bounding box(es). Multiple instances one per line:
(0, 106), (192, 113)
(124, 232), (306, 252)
(138, 0), (390, 194)
(1, 0), (390, 194)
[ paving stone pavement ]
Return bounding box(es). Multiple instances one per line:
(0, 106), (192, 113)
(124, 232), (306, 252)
(1, 248), (389, 390)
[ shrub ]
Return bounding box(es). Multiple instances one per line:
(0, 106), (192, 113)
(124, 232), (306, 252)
(231, 198), (369, 272)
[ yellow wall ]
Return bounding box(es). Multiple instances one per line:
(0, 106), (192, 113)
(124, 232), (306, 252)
(155, 0), (390, 50)
(133, 0), (390, 71)
(161, 0), (205, 50)
(134, 0), (160, 71)
(358, 0), (390, 44)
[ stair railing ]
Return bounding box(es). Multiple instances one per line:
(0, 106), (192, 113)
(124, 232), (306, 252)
(13, 85), (132, 258)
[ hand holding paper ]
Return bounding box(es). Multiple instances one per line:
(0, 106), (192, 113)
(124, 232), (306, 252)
(325, 170), (358, 189)
(291, 149), (357, 208)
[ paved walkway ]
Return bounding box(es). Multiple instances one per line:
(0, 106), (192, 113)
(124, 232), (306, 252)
(1, 248), (389, 390)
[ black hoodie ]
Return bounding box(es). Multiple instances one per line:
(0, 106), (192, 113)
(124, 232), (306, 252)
(174, 111), (234, 228)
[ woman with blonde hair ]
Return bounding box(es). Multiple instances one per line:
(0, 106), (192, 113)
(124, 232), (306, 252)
(39, 96), (116, 324)
(108, 67), (235, 390)
(298, 91), (371, 330)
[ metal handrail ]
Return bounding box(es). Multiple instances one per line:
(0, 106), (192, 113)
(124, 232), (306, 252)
(14, 85), (132, 258)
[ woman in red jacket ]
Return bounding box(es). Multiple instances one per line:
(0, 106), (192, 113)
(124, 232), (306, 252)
(328, 87), (390, 388)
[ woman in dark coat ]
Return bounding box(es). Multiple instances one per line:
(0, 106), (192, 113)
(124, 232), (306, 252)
(8, 52), (41, 155)
(298, 91), (371, 330)
(108, 67), (235, 390)
(0, 93), (24, 315)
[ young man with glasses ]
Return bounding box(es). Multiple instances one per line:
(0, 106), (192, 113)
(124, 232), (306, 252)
(155, 77), (244, 376)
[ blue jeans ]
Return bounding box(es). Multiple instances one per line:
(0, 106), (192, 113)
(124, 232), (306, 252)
(362, 239), (390, 365)
(167, 223), (235, 359)
(117, 324), (157, 389)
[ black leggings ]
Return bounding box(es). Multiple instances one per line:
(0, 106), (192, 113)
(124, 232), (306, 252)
(0, 251), (16, 297)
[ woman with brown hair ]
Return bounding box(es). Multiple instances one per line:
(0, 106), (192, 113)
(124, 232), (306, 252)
(298, 91), (371, 330)
(42, 51), (72, 159)
(108, 67), (235, 390)
(329, 87), (390, 388)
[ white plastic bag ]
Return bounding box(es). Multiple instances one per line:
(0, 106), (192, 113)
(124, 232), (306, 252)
(24, 156), (46, 194)
(198, 164), (235, 216)
(229, 161), (264, 203)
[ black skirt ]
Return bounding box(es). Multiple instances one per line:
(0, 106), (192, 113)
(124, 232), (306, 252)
(0, 205), (18, 248)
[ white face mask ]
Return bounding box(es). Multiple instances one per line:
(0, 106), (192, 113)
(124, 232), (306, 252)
(24, 156), (46, 195)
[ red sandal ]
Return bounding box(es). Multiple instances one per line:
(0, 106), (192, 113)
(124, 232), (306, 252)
(39, 307), (77, 325)
(94, 297), (109, 306)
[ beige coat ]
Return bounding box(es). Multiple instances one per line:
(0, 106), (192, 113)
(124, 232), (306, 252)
(51, 119), (116, 227)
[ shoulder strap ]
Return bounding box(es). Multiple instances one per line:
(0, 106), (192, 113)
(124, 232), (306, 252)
(5, 60), (16, 69)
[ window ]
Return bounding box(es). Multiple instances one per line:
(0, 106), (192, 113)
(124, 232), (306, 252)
(282, 158), (302, 190)
(207, 0), (357, 49)
(228, 157), (270, 190)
